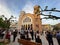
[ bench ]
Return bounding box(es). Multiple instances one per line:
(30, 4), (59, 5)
(18, 39), (42, 45)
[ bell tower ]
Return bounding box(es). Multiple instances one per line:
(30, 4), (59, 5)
(33, 5), (42, 32)
(34, 5), (40, 15)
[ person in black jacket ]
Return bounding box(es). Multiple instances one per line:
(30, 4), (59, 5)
(13, 30), (17, 42)
(56, 31), (60, 45)
(30, 30), (34, 40)
(35, 31), (42, 45)
(46, 31), (54, 45)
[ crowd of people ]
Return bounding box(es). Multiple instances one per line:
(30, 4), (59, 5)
(0, 29), (18, 42)
(0, 29), (60, 45)
(19, 29), (60, 45)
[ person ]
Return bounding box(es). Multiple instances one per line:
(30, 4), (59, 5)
(46, 31), (54, 45)
(2, 30), (5, 39)
(20, 29), (25, 39)
(13, 30), (17, 42)
(0, 30), (2, 39)
(35, 31), (42, 45)
(56, 31), (60, 45)
(30, 30), (34, 40)
(24, 30), (30, 40)
(5, 31), (11, 42)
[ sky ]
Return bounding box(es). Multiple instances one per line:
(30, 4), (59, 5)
(0, 0), (60, 25)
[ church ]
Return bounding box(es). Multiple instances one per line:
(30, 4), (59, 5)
(18, 5), (42, 32)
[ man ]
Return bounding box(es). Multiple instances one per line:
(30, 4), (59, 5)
(13, 30), (17, 42)
(46, 31), (54, 45)
(56, 31), (60, 45)
(30, 30), (34, 40)
(20, 29), (25, 39)
(35, 31), (42, 45)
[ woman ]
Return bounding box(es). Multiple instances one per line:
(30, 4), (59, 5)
(5, 31), (11, 42)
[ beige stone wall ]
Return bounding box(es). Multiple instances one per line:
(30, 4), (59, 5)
(42, 24), (51, 31)
(18, 13), (42, 32)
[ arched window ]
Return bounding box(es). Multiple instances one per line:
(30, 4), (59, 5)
(28, 24), (30, 30)
(31, 24), (33, 30)
(24, 25), (25, 30)
(23, 17), (31, 23)
(26, 24), (27, 30)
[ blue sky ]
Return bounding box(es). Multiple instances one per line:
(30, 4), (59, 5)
(0, 0), (60, 25)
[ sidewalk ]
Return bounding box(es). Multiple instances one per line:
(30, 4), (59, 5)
(8, 34), (58, 45)
(9, 35), (19, 45)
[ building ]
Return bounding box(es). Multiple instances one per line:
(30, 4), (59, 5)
(42, 24), (53, 31)
(18, 5), (42, 31)
(10, 22), (18, 30)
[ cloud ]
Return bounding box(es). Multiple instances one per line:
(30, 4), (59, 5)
(22, 1), (34, 14)
(0, 3), (18, 21)
(0, 4), (12, 18)
(42, 19), (60, 25)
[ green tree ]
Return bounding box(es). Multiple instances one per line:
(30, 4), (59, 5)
(0, 15), (15, 29)
(0, 18), (4, 28)
(0, 18), (7, 28)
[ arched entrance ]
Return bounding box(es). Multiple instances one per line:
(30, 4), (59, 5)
(21, 16), (33, 30)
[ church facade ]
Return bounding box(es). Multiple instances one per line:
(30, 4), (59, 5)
(18, 5), (42, 31)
